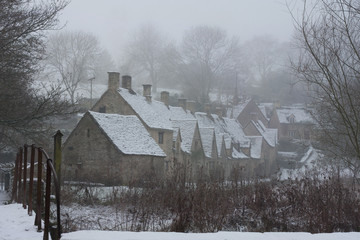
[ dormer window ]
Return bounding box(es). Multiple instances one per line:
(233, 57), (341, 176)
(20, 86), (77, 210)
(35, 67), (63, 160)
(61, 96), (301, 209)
(289, 115), (295, 124)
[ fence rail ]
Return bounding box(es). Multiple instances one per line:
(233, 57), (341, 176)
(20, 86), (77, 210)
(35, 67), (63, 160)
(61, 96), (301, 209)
(11, 144), (61, 240)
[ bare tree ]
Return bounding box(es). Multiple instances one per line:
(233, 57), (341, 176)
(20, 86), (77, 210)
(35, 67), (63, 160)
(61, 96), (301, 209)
(242, 35), (284, 82)
(0, 0), (71, 149)
(122, 24), (165, 92)
(291, 0), (360, 173)
(179, 26), (240, 104)
(45, 31), (102, 104)
(93, 49), (117, 85)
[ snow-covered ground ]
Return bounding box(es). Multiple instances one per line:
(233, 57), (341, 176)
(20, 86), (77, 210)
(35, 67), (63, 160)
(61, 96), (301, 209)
(0, 204), (44, 240)
(62, 231), (360, 240)
(0, 189), (10, 204)
(1, 191), (360, 240)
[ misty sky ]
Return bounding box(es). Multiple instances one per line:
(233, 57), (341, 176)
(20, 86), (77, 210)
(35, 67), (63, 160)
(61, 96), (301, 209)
(59, 0), (298, 58)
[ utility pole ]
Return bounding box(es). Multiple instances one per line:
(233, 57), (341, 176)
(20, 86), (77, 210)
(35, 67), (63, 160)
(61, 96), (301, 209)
(88, 77), (95, 108)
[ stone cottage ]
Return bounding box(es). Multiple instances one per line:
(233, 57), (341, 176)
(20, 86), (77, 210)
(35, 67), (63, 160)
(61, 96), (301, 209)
(226, 99), (269, 127)
(91, 72), (174, 172)
(62, 111), (166, 185)
(270, 106), (315, 141)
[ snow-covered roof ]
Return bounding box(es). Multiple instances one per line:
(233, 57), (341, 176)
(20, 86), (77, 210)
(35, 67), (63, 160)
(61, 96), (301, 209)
(226, 99), (251, 119)
(209, 92), (234, 105)
(199, 128), (215, 158)
(171, 120), (197, 153)
(89, 111), (166, 157)
(258, 103), (275, 119)
(118, 88), (173, 130)
(169, 106), (195, 120)
(195, 112), (251, 149)
(252, 120), (278, 147)
(248, 136), (263, 159)
(232, 147), (249, 159)
(277, 107), (315, 124)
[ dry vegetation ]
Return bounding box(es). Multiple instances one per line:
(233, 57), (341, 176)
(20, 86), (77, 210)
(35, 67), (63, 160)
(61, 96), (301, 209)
(59, 167), (360, 233)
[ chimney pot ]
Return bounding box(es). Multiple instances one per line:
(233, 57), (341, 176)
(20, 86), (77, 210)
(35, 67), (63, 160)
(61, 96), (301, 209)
(145, 95), (152, 102)
(161, 91), (169, 107)
(108, 72), (120, 90)
(178, 98), (187, 111)
(122, 75), (132, 90)
(187, 100), (196, 114)
(204, 103), (211, 115)
(143, 84), (152, 97)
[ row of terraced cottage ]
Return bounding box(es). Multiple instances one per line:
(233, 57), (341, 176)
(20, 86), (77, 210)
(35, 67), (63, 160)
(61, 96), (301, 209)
(62, 72), (315, 185)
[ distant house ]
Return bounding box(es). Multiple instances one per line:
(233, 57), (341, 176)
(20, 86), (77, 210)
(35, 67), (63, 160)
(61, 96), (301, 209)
(226, 99), (269, 128)
(271, 106), (315, 141)
(224, 99), (279, 176)
(243, 120), (278, 175)
(62, 111), (166, 185)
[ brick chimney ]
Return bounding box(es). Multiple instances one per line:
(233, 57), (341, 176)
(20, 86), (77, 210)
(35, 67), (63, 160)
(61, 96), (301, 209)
(178, 98), (187, 111)
(204, 103), (211, 115)
(108, 72), (120, 90)
(187, 100), (196, 114)
(161, 91), (169, 107)
(143, 84), (152, 97)
(121, 75), (132, 90)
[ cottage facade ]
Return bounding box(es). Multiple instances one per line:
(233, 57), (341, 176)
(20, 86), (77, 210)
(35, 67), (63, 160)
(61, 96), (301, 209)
(62, 111), (166, 185)
(272, 106), (315, 141)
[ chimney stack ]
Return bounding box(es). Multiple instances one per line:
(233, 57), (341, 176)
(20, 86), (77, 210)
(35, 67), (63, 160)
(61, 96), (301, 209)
(204, 103), (211, 115)
(122, 75), (132, 90)
(187, 100), (196, 114)
(161, 91), (169, 107)
(108, 72), (120, 90)
(143, 84), (152, 97)
(178, 98), (187, 111)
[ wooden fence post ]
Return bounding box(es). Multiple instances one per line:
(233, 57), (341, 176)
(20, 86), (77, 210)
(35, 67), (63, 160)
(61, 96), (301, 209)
(36, 148), (42, 232)
(22, 145), (27, 209)
(44, 159), (51, 240)
(28, 144), (35, 216)
(18, 147), (23, 204)
(53, 130), (63, 184)
(11, 153), (19, 202)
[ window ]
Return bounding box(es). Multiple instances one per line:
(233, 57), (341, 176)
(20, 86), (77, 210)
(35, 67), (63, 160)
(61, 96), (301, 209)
(288, 130), (296, 137)
(289, 116), (295, 124)
(158, 132), (164, 144)
(87, 129), (90, 137)
(99, 106), (106, 113)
